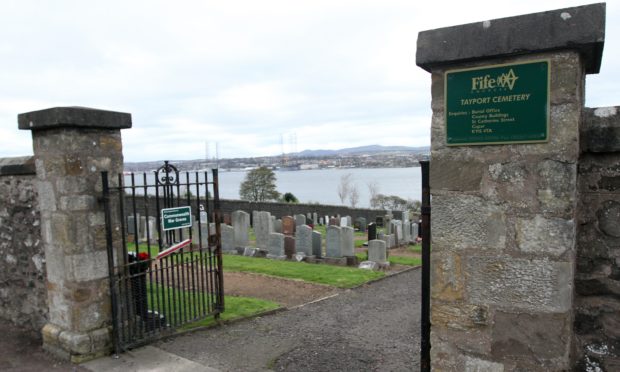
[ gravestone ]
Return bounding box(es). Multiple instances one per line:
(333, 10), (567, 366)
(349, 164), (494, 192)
(319, 217), (324, 225)
(223, 214), (231, 226)
(340, 226), (355, 257)
(368, 222), (377, 241)
(232, 210), (250, 249)
(412, 222), (419, 240)
(368, 239), (387, 263)
(326, 225), (342, 257)
(313, 213), (318, 225)
(295, 225), (313, 256)
(252, 210), (258, 227)
(284, 236), (296, 259)
(375, 216), (384, 227)
(403, 220), (411, 244)
(306, 213), (312, 221)
(312, 231), (322, 258)
(384, 215), (392, 233)
(340, 216), (351, 227)
(221, 224), (235, 253)
(295, 214), (306, 226)
(127, 214), (140, 236)
(254, 211), (273, 249)
(325, 215), (330, 225)
(329, 217), (340, 226)
(267, 232), (285, 258)
(192, 221), (209, 248)
(282, 216), (295, 235)
(274, 219), (282, 233)
(355, 217), (367, 232)
(140, 216), (157, 243)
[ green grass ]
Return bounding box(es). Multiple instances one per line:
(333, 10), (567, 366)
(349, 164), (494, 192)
(146, 282), (280, 331)
(355, 252), (421, 267)
(222, 254), (383, 288)
(389, 255), (421, 266)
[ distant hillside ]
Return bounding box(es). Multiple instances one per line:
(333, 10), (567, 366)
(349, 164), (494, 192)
(294, 145), (429, 157)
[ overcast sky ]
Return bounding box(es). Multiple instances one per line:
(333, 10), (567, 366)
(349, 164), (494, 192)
(1, 0), (617, 161)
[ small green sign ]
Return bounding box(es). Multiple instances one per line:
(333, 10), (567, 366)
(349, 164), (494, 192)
(161, 206), (192, 231)
(445, 60), (549, 145)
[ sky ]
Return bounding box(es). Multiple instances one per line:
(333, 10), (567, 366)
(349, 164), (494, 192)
(1, 0), (618, 162)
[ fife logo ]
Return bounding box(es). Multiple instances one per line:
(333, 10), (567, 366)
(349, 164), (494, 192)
(471, 69), (518, 91)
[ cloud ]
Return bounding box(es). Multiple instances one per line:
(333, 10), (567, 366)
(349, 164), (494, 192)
(0, 0), (617, 161)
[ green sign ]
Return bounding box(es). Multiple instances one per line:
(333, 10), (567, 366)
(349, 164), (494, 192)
(161, 206), (192, 231)
(445, 60), (549, 145)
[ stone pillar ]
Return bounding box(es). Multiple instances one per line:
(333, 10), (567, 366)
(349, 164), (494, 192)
(19, 107), (131, 362)
(416, 4), (604, 371)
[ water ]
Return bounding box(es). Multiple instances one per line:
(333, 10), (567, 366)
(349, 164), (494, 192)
(125, 167), (422, 208)
(219, 167), (421, 208)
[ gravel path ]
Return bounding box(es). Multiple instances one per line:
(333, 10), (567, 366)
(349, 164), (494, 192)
(156, 267), (421, 371)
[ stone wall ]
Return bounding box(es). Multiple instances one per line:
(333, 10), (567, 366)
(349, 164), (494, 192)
(0, 156), (47, 331)
(216, 199), (402, 224)
(574, 107), (620, 370)
(130, 196), (402, 226)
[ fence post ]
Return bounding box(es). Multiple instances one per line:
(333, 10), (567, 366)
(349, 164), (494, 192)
(19, 107), (131, 362)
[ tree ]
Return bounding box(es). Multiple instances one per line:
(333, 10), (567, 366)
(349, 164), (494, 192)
(349, 185), (360, 208)
(367, 181), (380, 208)
(337, 173), (352, 204)
(370, 193), (421, 212)
(239, 167), (281, 202)
(281, 192), (299, 203)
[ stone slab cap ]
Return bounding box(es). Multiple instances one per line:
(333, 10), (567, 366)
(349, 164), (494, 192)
(18, 106), (132, 131)
(0, 156), (35, 176)
(581, 106), (620, 153)
(416, 3), (605, 74)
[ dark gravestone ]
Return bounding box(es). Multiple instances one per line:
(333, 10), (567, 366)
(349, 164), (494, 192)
(375, 216), (384, 227)
(223, 214), (231, 225)
(368, 223), (377, 241)
(284, 236), (296, 259)
(282, 216), (295, 236)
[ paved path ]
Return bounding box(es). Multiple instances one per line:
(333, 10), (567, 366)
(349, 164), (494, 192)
(155, 267), (421, 371)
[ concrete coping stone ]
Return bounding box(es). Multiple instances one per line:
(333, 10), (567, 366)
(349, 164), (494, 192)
(18, 106), (132, 131)
(581, 106), (620, 153)
(0, 156), (35, 176)
(416, 3), (605, 74)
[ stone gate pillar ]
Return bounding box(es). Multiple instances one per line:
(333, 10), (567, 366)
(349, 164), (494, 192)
(19, 107), (131, 362)
(416, 4), (604, 371)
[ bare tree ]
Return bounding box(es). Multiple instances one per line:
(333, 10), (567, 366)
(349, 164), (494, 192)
(367, 181), (380, 208)
(337, 173), (352, 204)
(349, 184), (360, 208)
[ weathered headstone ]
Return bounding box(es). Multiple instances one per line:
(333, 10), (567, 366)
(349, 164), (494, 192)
(192, 221), (209, 248)
(221, 224), (235, 253)
(284, 236), (296, 259)
(274, 219), (282, 233)
(355, 217), (367, 232)
(312, 231), (322, 258)
(326, 225), (342, 257)
(329, 217), (340, 226)
(319, 217), (324, 225)
(340, 216), (350, 227)
(384, 215), (392, 233)
(267, 232), (285, 258)
(295, 214), (306, 226)
(412, 222), (419, 240)
(232, 210), (250, 249)
(403, 219), (411, 243)
(358, 261), (379, 271)
(295, 224), (313, 256)
(368, 222), (377, 241)
(254, 211), (273, 249)
(340, 226), (354, 257)
(368, 239), (387, 263)
(127, 214), (140, 236)
(282, 216), (295, 235)
(313, 213), (318, 225)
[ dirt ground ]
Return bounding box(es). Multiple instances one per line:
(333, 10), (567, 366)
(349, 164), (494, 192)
(223, 271), (342, 308)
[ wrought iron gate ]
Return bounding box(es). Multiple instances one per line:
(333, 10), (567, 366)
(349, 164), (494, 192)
(102, 161), (223, 353)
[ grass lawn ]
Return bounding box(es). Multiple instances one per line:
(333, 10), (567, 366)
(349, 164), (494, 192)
(146, 283), (280, 331)
(223, 254), (383, 288)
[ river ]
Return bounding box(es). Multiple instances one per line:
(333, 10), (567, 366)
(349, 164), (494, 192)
(125, 167), (422, 208)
